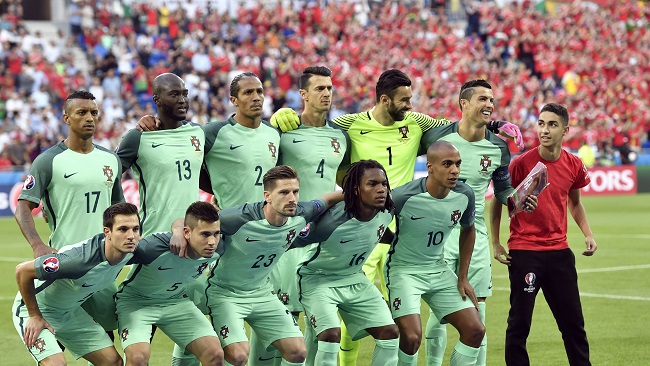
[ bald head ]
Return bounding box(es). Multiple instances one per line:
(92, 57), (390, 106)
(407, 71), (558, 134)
(427, 141), (459, 163)
(153, 73), (185, 96)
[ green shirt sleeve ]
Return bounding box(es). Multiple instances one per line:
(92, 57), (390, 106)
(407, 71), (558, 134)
(116, 129), (142, 170)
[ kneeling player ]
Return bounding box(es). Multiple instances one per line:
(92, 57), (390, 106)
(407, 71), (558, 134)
(386, 142), (485, 365)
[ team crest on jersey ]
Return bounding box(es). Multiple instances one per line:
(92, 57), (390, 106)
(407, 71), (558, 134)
(23, 175), (35, 190)
(121, 328), (129, 342)
(398, 126), (410, 139)
(33, 338), (46, 352)
(43, 257), (59, 273)
(219, 325), (229, 339)
(196, 262), (209, 276)
(309, 315), (317, 328)
(268, 142), (277, 158)
(280, 292), (290, 305)
(392, 298), (401, 310)
(377, 224), (386, 239)
(285, 229), (296, 248)
(479, 155), (492, 176)
(450, 210), (462, 226)
(524, 272), (536, 293)
(190, 136), (202, 151)
(331, 138), (341, 153)
(103, 165), (114, 182)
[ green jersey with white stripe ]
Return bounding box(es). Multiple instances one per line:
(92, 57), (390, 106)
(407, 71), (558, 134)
(386, 177), (475, 275)
(295, 202), (394, 289)
(203, 118), (280, 209)
(117, 122), (205, 236)
(115, 232), (223, 304)
(206, 199), (326, 301)
(18, 142), (123, 248)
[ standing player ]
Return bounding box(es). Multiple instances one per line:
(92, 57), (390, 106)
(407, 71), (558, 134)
(490, 103), (596, 366)
(294, 160), (398, 366)
(205, 166), (343, 366)
(115, 202), (224, 366)
(12, 203), (140, 366)
(421, 80), (536, 366)
(117, 73), (204, 236)
(15, 90), (124, 334)
(386, 141), (485, 366)
(272, 70), (522, 365)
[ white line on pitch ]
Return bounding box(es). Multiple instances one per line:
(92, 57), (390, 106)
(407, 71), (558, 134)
(492, 287), (650, 301)
(0, 257), (30, 263)
(493, 263), (650, 279)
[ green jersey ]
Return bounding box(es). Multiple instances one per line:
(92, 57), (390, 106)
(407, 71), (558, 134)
(421, 122), (513, 229)
(295, 202), (394, 290)
(18, 142), (123, 248)
(206, 199), (326, 301)
(117, 122), (204, 236)
(115, 232), (223, 304)
(333, 111), (450, 188)
(386, 177), (475, 275)
(13, 233), (132, 315)
(203, 118), (280, 209)
(279, 121), (350, 200)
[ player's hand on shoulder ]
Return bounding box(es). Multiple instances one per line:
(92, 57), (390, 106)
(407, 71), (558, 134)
(270, 108), (300, 132)
(583, 236), (597, 256)
(136, 115), (161, 132)
(24, 315), (54, 348)
(495, 121), (524, 151)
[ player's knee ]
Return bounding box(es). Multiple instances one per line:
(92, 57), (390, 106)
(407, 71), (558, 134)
(125, 350), (149, 366)
(317, 328), (341, 343)
(376, 324), (399, 340)
(198, 346), (224, 365)
(462, 322), (486, 348)
(225, 349), (248, 366)
(282, 345), (306, 363)
(399, 331), (422, 354)
(40, 353), (67, 366)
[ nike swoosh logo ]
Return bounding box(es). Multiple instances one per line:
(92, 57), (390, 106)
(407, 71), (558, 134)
(230, 145), (243, 150)
(292, 139), (305, 143)
(258, 356), (275, 361)
(158, 266), (173, 271)
(246, 237), (260, 242)
(410, 216), (424, 220)
(340, 347), (355, 352)
(359, 131), (371, 135)
(152, 143), (164, 148)
(64, 172), (78, 178)
(340, 239), (352, 243)
(81, 283), (93, 287)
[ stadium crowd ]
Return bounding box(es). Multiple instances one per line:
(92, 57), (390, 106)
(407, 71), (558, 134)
(0, 0), (648, 168)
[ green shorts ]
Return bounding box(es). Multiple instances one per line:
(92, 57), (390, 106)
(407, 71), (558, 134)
(80, 281), (118, 331)
(444, 226), (492, 298)
(386, 269), (475, 320)
(12, 299), (113, 361)
(300, 280), (395, 341)
(207, 292), (303, 351)
(269, 246), (311, 313)
(116, 299), (217, 350)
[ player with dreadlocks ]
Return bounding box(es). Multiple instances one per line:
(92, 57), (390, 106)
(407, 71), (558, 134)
(291, 160), (400, 366)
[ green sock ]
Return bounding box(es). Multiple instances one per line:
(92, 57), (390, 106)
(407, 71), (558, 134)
(280, 359), (304, 366)
(477, 302), (487, 366)
(339, 321), (360, 366)
(425, 311), (446, 366)
(315, 341), (339, 366)
(398, 349), (418, 366)
(372, 338), (398, 366)
(450, 341), (479, 366)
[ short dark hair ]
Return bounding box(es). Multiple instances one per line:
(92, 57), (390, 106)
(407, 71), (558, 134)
(299, 66), (332, 90)
(152, 72), (184, 96)
(103, 202), (140, 229)
(458, 79), (492, 110)
(230, 72), (260, 97)
(65, 90), (96, 113)
(375, 69), (411, 103)
(540, 103), (570, 126)
(341, 160), (394, 218)
(263, 165), (299, 191)
(184, 201), (220, 230)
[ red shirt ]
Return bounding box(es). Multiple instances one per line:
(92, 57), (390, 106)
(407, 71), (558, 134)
(507, 148), (590, 251)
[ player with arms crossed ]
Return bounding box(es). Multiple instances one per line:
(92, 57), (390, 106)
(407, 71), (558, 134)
(15, 90), (124, 336)
(115, 202), (224, 366)
(386, 141), (485, 366)
(293, 160), (399, 366)
(272, 70), (523, 365)
(12, 203), (140, 366)
(490, 103), (596, 366)
(205, 166), (343, 366)
(422, 80), (537, 366)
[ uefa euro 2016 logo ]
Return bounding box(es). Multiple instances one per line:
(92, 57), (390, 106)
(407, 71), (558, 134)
(524, 272), (536, 293)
